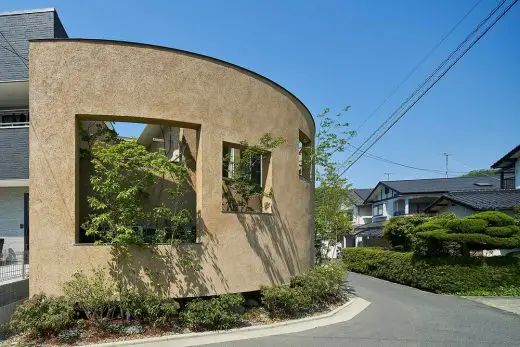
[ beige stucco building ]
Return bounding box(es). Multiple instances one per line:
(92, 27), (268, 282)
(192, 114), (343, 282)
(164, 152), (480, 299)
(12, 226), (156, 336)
(28, 39), (315, 297)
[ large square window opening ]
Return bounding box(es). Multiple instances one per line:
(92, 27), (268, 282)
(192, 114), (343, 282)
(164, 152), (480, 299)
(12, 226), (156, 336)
(298, 131), (312, 180)
(77, 119), (198, 244)
(222, 143), (272, 213)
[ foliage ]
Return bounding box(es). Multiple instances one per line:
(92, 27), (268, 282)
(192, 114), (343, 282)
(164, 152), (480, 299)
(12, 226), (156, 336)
(9, 294), (73, 337)
(58, 327), (80, 343)
(459, 286), (520, 296)
(466, 211), (515, 227)
(460, 169), (497, 177)
(383, 214), (430, 251)
(342, 247), (520, 294)
(312, 107), (356, 262)
(261, 262), (346, 318)
(83, 138), (192, 245)
(446, 218), (488, 233)
(222, 133), (285, 212)
(260, 285), (312, 318)
(414, 211), (520, 255)
(120, 288), (179, 327)
(63, 269), (117, 325)
(181, 294), (245, 331)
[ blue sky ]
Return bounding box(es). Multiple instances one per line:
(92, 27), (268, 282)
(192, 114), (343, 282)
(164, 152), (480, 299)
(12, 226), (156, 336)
(5, 0), (519, 188)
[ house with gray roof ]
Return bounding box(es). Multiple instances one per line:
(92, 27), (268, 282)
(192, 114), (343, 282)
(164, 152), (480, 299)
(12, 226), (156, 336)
(349, 175), (503, 247)
(425, 144), (520, 216)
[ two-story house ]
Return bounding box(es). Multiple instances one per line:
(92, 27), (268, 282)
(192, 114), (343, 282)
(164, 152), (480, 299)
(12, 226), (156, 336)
(426, 144), (520, 216)
(0, 8), (68, 255)
(350, 175), (501, 246)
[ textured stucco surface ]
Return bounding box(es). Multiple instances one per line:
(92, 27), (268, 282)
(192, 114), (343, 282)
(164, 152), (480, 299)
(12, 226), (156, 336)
(29, 40), (315, 297)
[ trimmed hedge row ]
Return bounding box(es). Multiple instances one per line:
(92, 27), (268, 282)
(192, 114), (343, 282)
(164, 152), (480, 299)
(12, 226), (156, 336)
(342, 247), (520, 294)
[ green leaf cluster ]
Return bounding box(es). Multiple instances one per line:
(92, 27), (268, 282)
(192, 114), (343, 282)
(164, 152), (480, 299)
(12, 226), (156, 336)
(342, 247), (520, 294)
(181, 294), (245, 331)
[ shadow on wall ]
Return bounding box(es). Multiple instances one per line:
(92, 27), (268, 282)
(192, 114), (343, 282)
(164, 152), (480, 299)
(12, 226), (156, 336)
(234, 197), (302, 284)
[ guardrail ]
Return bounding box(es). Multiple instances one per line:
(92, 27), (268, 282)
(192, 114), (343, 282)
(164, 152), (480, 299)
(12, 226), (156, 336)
(0, 250), (29, 283)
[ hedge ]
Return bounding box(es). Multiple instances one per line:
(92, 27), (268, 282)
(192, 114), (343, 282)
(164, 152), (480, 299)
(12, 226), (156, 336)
(342, 247), (520, 294)
(466, 211), (515, 226)
(446, 218), (488, 234)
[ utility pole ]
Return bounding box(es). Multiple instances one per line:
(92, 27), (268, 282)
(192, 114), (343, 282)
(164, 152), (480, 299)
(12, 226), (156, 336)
(443, 153), (451, 178)
(384, 172), (392, 181)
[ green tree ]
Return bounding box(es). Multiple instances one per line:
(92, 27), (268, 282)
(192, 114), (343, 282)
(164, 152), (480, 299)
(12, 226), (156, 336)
(83, 139), (192, 245)
(461, 169), (497, 177)
(222, 133), (285, 212)
(312, 107), (356, 262)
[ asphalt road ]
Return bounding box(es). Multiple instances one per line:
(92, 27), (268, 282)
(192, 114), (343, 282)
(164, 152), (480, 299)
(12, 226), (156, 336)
(204, 272), (520, 347)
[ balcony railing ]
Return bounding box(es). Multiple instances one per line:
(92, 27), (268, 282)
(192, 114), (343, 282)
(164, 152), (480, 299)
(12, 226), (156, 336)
(393, 210), (406, 216)
(502, 177), (516, 189)
(0, 122), (29, 128)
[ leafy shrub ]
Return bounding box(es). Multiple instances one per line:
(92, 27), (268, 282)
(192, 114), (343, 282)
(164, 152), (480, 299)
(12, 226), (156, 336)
(291, 261), (345, 305)
(9, 294), (73, 337)
(414, 213), (456, 233)
(63, 269), (117, 325)
(342, 247), (520, 294)
(261, 285), (313, 318)
(181, 293), (245, 331)
(467, 211), (515, 227)
(446, 218), (488, 233)
(383, 214), (430, 251)
(261, 262), (346, 318)
(120, 289), (179, 327)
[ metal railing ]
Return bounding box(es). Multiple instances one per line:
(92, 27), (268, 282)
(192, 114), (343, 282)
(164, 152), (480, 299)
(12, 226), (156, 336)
(0, 250), (29, 282)
(0, 122), (29, 128)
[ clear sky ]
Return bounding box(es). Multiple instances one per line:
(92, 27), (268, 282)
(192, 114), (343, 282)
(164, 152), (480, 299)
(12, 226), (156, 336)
(4, 0), (519, 188)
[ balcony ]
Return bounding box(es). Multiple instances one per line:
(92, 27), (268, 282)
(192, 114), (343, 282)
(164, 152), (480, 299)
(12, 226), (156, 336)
(502, 176), (516, 189)
(393, 210), (406, 216)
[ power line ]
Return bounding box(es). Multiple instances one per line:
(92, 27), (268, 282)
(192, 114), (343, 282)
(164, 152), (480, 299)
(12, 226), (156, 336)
(345, 143), (467, 175)
(345, 0), (507, 166)
(353, 0), (483, 134)
(0, 30), (29, 68)
(339, 0), (517, 176)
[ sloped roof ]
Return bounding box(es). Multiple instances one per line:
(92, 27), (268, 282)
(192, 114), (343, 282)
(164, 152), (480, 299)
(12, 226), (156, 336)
(425, 189), (520, 212)
(348, 188), (373, 205)
(491, 144), (520, 169)
(379, 175), (499, 196)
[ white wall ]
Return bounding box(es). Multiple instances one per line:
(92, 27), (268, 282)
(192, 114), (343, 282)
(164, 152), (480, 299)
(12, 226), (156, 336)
(0, 187), (27, 238)
(516, 158), (520, 189)
(434, 204), (475, 217)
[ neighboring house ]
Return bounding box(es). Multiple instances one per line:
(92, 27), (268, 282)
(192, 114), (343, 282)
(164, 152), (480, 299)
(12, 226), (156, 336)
(426, 144), (520, 216)
(349, 175), (501, 246)
(0, 8), (68, 255)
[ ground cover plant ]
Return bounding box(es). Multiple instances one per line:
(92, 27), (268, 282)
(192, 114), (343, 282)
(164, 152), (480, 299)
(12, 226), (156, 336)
(4, 262), (348, 345)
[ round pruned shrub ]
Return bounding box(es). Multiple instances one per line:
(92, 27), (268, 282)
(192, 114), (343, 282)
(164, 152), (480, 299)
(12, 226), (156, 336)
(446, 218), (488, 234)
(414, 213), (456, 233)
(181, 293), (245, 331)
(9, 294), (73, 338)
(383, 214), (430, 251)
(467, 211), (515, 227)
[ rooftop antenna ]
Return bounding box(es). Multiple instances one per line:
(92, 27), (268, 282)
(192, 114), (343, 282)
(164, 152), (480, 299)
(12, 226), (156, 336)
(384, 172), (392, 181)
(443, 153), (451, 178)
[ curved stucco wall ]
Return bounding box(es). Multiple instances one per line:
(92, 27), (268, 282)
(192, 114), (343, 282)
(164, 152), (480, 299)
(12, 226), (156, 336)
(28, 39), (315, 297)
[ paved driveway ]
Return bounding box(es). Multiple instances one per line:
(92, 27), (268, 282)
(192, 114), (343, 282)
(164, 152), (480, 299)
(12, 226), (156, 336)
(204, 272), (520, 347)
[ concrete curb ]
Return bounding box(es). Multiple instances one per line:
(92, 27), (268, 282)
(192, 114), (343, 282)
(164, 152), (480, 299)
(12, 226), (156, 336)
(90, 296), (371, 347)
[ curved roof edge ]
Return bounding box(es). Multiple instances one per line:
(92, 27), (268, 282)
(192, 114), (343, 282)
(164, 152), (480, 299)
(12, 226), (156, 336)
(29, 38), (315, 130)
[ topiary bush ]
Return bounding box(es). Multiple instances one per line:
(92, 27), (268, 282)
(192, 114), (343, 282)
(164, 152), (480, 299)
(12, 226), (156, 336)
(181, 293), (245, 331)
(467, 211), (515, 226)
(446, 218), (488, 233)
(9, 294), (73, 338)
(342, 247), (520, 294)
(487, 226), (520, 237)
